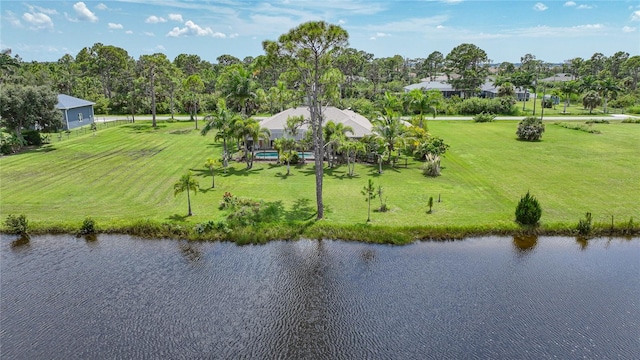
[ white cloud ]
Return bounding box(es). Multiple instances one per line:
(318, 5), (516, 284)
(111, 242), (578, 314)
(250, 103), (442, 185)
(28, 5), (58, 15)
(564, 1), (576, 6)
(442, 0), (463, 3)
(229, 33), (239, 38)
(533, 3), (548, 11)
(155, 45), (166, 51)
(96, 3), (108, 11)
(145, 15), (167, 23)
(622, 26), (637, 33)
(167, 20), (226, 37)
(125, 30), (133, 34)
(168, 13), (183, 22)
(144, 32), (155, 36)
(73, 2), (98, 22)
(632, 10), (640, 21)
(5, 10), (23, 27)
(108, 23), (123, 29)
(23, 11), (54, 30)
(577, 5), (593, 10)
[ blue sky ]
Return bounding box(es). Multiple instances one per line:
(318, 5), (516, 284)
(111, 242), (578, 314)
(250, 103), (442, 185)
(1, 0), (639, 64)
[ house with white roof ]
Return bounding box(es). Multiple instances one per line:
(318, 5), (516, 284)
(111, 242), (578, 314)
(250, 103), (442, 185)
(404, 78), (530, 101)
(55, 94), (95, 130)
(258, 106), (373, 149)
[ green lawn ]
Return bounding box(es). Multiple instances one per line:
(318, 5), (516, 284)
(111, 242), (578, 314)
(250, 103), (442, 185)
(1, 120), (639, 233)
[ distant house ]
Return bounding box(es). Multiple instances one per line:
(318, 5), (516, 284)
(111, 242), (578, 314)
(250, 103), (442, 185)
(540, 73), (574, 83)
(258, 106), (373, 149)
(56, 94), (95, 130)
(404, 78), (530, 101)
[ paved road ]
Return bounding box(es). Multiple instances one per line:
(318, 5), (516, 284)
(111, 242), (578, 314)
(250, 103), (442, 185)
(96, 113), (639, 123)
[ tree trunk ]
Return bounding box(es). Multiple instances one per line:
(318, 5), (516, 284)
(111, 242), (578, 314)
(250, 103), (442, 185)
(222, 138), (228, 173)
(211, 170), (215, 188)
(150, 70), (157, 128)
(187, 188), (192, 216)
(312, 106), (324, 220)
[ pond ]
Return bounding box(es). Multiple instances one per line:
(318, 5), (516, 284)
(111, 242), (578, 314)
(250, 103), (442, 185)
(1, 235), (638, 359)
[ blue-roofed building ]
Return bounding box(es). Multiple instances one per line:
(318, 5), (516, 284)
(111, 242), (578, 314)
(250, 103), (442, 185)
(56, 94), (95, 130)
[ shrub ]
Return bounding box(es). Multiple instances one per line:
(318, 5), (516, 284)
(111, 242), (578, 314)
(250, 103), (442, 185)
(412, 136), (450, 159)
(422, 153), (441, 177)
(541, 98), (553, 109)
(473, 112), (496, 123)
(4, 214), (29, 236)
(516, 117), (545, 141)
(194, 220), (230, 235)
(79, 217), (96, 235)
(515, 191), (542, 226)
(553, 122), (601, 134)
(457, 97), (516, 115)
(22, 130), (43, 146)
(576, 212), (592, 236)
(621, 117), (640, 124)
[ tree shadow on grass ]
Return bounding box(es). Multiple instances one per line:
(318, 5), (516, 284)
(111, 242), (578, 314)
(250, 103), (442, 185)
(168, 214), (189, 222)
(284, 198), (316, 222)
(223, 166), (264, 177)
(123, 124), (167, 133)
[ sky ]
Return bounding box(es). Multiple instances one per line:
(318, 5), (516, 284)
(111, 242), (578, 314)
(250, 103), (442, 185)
(1, 0), (639, 64)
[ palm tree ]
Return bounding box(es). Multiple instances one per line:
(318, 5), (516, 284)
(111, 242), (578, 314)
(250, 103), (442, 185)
(173, 172), (199, 216)
(582, 91), (601, 114)
(242, 118), (271, 169)
(559, 80), (579, 113)
(596, 77), (620, 113)
(409, 89), (430, 129)
(201, 99), (240, 173)
(338, 139), (366, 177)
(219, 65), (256, 116)
(323, 121), (354, 168)
(578, 75), (598, 93)
(372, 109), (406, 166)
(204, 158), (221, 188)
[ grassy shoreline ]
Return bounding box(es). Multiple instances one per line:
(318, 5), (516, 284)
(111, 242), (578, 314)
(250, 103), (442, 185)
(4, 219), (638, 245)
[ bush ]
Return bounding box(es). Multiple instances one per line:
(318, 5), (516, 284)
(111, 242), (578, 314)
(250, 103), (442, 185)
(516, 116), (545, 141)
(457, 97), (517, 115)
(421, 153), (441, 177)
(621, 118), (640, 124)
(194, 220), (230, 235)
(625, 105), (640, 114)
(4, 214), (29, 236)
(79, 217), (96, 235)
(22, 130), (43, 146)
(473, 112), (496, 123)
(576, 212), (592, 236)
(515, 191), (542, 226)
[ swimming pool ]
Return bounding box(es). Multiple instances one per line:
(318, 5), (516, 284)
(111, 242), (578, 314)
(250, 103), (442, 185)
(254, 151), (314, 160)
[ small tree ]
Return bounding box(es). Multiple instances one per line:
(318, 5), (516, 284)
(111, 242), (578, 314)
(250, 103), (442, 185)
(174, 172), (200, 216)
(582, 90), (601, 114)
(427, 196), (434, 214)
(516, 116), (545, 141)
(4, 214), (29, 237)
(362, 178), (377, 222)
(377, 185), (388, 212)
(515, 191), (542, 226)
(204, 158), (221, 188)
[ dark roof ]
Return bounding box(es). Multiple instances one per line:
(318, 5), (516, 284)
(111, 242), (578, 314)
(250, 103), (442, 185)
(56, 94), (95, 110)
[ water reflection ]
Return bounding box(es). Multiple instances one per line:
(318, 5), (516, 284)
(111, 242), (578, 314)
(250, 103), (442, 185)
(512, 235), (538, 253)
(576, 237), (589, 250)
(178, 241), (203, 263)
(10, 235), (30, 249)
